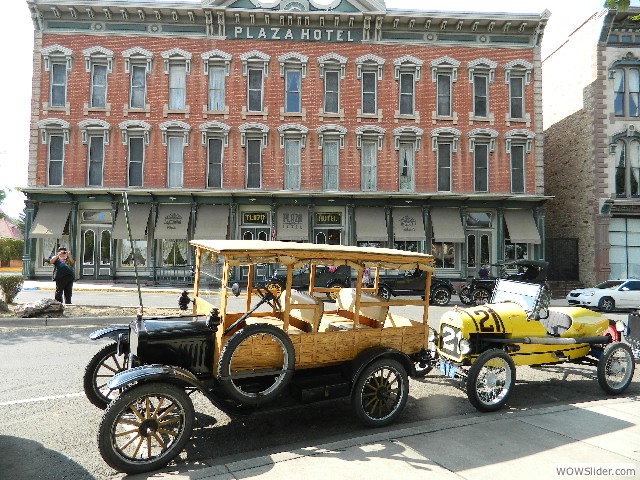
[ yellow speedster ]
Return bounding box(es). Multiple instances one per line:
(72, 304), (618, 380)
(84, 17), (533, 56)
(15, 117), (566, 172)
(433, 279), (636, 411)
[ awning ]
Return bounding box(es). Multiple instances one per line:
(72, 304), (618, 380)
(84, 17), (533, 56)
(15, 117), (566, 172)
(504, 209), (541, 244)
(154, 204), (191, 240)
(277, 206), (308, 241)
(29, 203), (71, 238)
(392, 207), (425, 241)
(112, 204), (151, 240)
(430, 208), (465, 243)
(194, 205), (229, 240)
(355, 207), (388, 242)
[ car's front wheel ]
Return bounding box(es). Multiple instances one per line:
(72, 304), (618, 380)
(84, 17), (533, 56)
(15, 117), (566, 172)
(98, 382), (194, 474)
(466, 349), (516, 412)
(352, 358), (408, 427)
(430, 286), (451, 306)
(83, 342), (128, 409)
(459, 285), (474, 305)
(597, 342), (635, 394)
(598, 296), (615, 313)
(472, 288), (491, 306)
(378, 285), (392, 300)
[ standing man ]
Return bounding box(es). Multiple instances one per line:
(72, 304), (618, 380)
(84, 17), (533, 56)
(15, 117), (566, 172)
(50, 247), (75, 304)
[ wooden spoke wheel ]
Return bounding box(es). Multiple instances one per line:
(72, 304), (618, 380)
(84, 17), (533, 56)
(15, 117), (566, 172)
(84, 342), (128, 409)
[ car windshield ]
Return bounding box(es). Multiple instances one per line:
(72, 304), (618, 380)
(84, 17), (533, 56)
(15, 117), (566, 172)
(594, 280), (624, 290)
(491, 279), (544, 318)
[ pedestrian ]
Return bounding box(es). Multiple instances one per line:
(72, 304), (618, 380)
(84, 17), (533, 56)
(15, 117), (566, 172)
(49, 247), (75, 304)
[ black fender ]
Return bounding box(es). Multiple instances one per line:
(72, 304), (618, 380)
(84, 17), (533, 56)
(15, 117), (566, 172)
(107, 364), (251, 416)
(377, 282), (395, 296)
(89, 326), (129, 341)
(349, 347), (414, 395)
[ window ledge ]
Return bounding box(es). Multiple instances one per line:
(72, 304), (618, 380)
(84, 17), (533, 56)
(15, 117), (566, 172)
(42, 103), (70, 116)
(242, 106), (269, 120)
(123, 104), (151, 117)
(431, 111), (459, 125)
(84, 103), (112, 116)
(357, 109), (383, 122)
(318, 109), (345, 122)
(505, 113), (530, 127)
(163, 105), (191, 118)
(468, 112), (494, 125)
(279, 106), (306, 121)
(202, 105), (230, 119)
(394, 110), (420, 124)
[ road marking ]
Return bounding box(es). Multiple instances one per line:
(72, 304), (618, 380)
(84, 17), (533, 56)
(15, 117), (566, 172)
(0, 392), (83, 406)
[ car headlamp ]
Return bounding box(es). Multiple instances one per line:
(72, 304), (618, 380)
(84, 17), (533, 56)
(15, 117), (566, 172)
(615, 320), (626, 333)
(459, 338), (472, 355)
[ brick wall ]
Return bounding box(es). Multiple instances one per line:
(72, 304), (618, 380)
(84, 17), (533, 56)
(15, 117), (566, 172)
(33, 33), (538, 194)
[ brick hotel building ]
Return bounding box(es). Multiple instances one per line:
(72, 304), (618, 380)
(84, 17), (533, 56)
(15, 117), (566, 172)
(22, 0), (550, 285)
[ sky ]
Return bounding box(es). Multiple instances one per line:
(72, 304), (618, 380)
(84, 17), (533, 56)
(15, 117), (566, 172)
(0, 0), (627, 220)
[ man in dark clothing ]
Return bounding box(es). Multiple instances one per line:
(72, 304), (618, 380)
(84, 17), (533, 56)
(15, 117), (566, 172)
(50, 247), (75, 304)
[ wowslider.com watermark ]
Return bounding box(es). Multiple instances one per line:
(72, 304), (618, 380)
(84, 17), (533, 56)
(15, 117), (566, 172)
(556, 463), (636, 477)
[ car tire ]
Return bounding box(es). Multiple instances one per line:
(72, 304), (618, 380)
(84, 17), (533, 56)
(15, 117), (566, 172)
(466, 349), (516, 412)
(597, 342), (635, 394)
(430, 286), (451, 306)
(472, 288), (491, 306)
(326, 281), (344, 301)
(378, 285), (392, 300)
(98, 382), (194, 474)
(459, 285), (474, 305)
(598, 296), (615, 313)
(83, 342), (128, 409)
(352, 358), (409, 427)
(217, 323), (295, 406)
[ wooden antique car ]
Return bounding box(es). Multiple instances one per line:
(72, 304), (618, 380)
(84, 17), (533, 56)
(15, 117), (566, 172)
(93, 240), (435, 474)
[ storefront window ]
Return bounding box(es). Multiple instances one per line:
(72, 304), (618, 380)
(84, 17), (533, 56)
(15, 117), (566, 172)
(121, 240), (147, 266)
(393, 241), (419, 252)
(503, 220), (527, 261)
(162, 239), (188, 266)
(432, 242), (455, 268)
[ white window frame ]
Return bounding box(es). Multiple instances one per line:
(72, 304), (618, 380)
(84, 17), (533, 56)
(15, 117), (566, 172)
(245, 138), (263, 189)
(394, 55), (423, 121)
(436, 73), (452, 117)
(356, 125), (384, 191)
(504, 128), (534, 193)
(240, 122), (269, 189)
(356, 54), (384, 118)
(87, 135), (106, 187)
(207, 137), (224, 189)
(37, 118), (70, 187)
(122, 47), (153, 111)
(201, 49), (231, 114)
(241, 50), (270, 117)
(284, 138), (302, 190)
(119, 120), (151, 188)
(509, 144), (526, 193)
(83, 46), (113, 111)
(284, 68), (302, 114)
(200, 120), (230, 189)
(468, 128), (498, 193)
(278, 123), (308, 190)
(47, 134), (65, 187)
(431, 56), (459, 120)
(42, 45), (72, 112)
(318, 53), (347, 119)
(161, 48), (192, 114)
(468, 57), (496, 121)
(49, 61), (68, 108)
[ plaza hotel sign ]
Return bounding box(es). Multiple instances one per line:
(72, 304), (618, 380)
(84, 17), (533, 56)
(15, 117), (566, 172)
(230, 26), (361, 42)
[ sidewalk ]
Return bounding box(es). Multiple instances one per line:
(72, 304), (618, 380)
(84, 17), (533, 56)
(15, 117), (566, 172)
(21, 279), (184, 294)
(133, 396), (640, 480)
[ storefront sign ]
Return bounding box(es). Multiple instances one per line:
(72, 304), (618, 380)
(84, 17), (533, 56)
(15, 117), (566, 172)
(315, 212), (341, 225)
(162, 212), (183, 231)
(243, 212), (269, 225)
(281, 211), (304, 230)
(231, 26), (361, 43)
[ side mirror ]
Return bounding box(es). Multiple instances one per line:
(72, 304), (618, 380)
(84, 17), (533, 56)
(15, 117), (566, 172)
(231, 283), (241, 297)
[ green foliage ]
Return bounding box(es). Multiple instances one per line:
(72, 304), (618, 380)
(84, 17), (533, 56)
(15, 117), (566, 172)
(0, 238), (23, 265)
(605, 0), (631, 9)
(0, 275), (24, 303)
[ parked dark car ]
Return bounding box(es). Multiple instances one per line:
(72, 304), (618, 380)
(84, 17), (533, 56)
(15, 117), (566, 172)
(375, 268), (455, 306)
(268, 264), (351, 300)
(459, 259), (549, 306)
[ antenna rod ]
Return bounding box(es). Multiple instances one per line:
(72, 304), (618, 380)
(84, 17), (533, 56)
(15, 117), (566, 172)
(123, 192), (144, 318)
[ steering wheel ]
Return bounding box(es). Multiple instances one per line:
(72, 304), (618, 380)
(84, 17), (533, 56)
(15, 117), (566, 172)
(255, 282), (282, 313)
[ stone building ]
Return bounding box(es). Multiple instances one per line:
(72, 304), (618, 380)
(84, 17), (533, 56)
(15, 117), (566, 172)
(23, 0), (550, 285)
(544, 8), (640, 286)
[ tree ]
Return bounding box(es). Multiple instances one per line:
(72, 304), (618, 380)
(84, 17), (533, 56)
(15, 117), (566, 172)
(605, 0), (631, 9)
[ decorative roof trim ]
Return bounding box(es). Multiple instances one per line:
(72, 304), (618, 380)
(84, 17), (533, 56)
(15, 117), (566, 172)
(355, 54), (385, 79)
(78, 119), (112, 145)
(431, 127), (461, 137)
(201, 49), (232, 75)
(278, 51), (309, 77)
(161, 48), (192, 74)
(41, 44), (73, 71)
(36, 118), (71, 144)
(200, 121), (231, 146)
(119, 120), (151, 145)
(241, 50), (271, 76)
(82, 46), (114, 73)
(122, 46), (153, 72)
(393, 55), (423, 80)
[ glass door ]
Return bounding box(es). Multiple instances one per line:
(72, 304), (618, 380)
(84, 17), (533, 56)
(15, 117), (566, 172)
(466, 231), (491, 279)
(81, 227), (112, 279)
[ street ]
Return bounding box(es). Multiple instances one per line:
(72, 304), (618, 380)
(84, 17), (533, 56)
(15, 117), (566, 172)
(0, 307), (638, 479)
